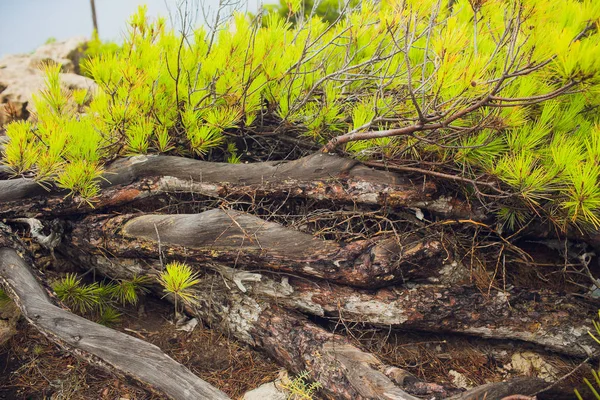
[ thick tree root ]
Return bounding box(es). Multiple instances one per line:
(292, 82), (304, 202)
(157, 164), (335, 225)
(67, 209), (448, 288)
(231, 268), (598, 358)
(448, 377), (547, 400)
(0, 153), (482, 220)
(85, 255), (585, 399)
(85, 259), (437, 399)
(0, 226), (230, 400)
(87, 254), (598, 359)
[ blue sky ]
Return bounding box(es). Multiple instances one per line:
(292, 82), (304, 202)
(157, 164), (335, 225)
(0, 0), (264, 57)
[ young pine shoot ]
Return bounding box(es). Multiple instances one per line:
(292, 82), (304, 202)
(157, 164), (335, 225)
(157, 261), (200, 319)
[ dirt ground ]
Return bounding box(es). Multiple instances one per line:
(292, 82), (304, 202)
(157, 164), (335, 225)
(0, 282), (594, 400)
(0, 296), (280, 400)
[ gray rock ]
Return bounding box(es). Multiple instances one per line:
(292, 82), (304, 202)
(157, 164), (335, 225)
(242, 381), (287, 400)
(29, 36), (88, 74)
(0, 37), (96, 127)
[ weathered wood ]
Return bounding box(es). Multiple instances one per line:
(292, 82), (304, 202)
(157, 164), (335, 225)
(85, 255), (598, 358)
(0, 226), (230, 400)
(448, 377), (547, 400)
(234, 272), (598, 358)
(0, 153), (482, 219)
(67, 209), (447, 288)
(84, 258), (426, 399)
(86, 255), (581, 399)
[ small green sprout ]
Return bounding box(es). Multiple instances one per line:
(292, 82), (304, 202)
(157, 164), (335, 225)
(157, 261), (200, 318)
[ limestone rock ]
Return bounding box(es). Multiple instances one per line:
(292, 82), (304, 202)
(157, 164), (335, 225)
(243, 370), (291, 400)
(29, 36), (88, 74)
(448, 369), (473, 390)
(503, 351), (559, 382)
(0, 37), (96, 127)
(242, 382), (287, 400)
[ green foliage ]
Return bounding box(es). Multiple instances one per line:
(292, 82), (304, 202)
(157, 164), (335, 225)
(97, 307), (122, 326)
(0, 289), (12, 307)
(226, 142), (242, 164)
(158, 261), (200, 316)
(3, 1), (600, 230)
(113, 274), (151, 305)
(264, 0), (358, 24)
(52, 273), (149, 325)
(575, 310), (600, 399)
(53, 273), (101, 313)
(83, 31), (121, 61)
(281, 370), (322, 399)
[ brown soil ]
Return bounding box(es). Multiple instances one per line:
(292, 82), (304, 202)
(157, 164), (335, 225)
(350, 327), (593, 399)
(2, 238), (597, 399)
(0, 296), (280, 400)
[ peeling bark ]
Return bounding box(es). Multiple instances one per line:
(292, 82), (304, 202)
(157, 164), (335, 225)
(79, 256), (435, 399)
(447, 376), (560, 400)
(80, 254), (590, 399)
(67, 209), (447, 288)
(0, 153), (482, 220)
(240, 273), (599, 358)
(0, 144), (593, 399)
(84, 254), (598, 359)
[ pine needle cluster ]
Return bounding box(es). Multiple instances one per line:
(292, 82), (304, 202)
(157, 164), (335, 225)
(2, 0), (600, 230)
(52, 273), (150, 325)
(281, 370), (322, 399)
(157, 261), (200, 317)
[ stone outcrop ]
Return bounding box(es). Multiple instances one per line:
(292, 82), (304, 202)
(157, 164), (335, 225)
(0, 37), (96, 127)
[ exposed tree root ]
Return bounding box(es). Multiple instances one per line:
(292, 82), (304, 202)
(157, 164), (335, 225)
(212, 265), (598, 358)
(448, 377), (547, 400)
(81, 258), (439, 399)
(83, 253), (598, 359)
(80, 254), (587, 399)
(0, 150), (595, 399)
(67, 209), (448, 288)
(0, 153), (482, 220)
(0, 225), (230, 400)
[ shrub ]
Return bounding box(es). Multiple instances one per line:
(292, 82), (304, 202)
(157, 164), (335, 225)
(2, 1), (600, 231)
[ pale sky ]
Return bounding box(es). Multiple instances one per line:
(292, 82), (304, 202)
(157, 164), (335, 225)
(0, 0), (265, 58)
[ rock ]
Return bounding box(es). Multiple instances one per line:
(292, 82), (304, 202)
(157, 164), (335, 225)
(29, 37), (88, 74)
(242, 382), (287, 400)
(0, 37), (96, 127)
(176, 317), (198, 332)
(448, 369), (473, 390)
(243, 370), (291, 400)
(503, 351), (559, 382)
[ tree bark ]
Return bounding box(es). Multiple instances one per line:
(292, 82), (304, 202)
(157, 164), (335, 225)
(0, 150), (595, 398)
(0, 224), (230, 400)
(84, 258), (438, 399)
(66, 209), (447, 288)
(0, 153), (482, 220)
(72, 253), (590, 399)
(448, 377), (547, 400)
(83, 254), (598, 359)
